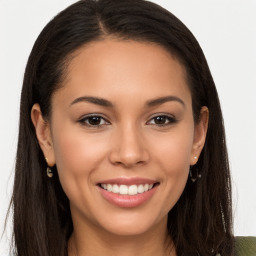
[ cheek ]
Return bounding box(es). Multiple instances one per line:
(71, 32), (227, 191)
(154, 127), (194, 174)
(151, 126), (194, 209)
(51, 123), (109, 197)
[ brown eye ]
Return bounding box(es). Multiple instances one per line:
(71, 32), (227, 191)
(147, 115), (177, 126)
(154, 116), (168, 125)
(88, 116), (102, 125)
(79, 115), (110, 127)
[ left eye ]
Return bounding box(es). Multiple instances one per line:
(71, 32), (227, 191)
(147, 115), (176, 126)
(79, 115), (109, 127)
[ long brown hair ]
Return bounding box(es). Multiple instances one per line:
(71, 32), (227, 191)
(10, 0), (233, 255)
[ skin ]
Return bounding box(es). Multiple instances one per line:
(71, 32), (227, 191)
(31, 39), (208, 256)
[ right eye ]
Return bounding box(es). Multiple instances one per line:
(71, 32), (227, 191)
(147, 114), (177, 127)
(78, 115), (110, 128)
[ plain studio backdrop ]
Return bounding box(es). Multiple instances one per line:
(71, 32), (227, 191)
(0, 0), (255, 254)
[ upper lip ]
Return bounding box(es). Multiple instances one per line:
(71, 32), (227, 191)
(97, 177), (158, 186)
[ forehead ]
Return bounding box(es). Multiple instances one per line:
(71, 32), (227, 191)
(55, 39), (191, 107)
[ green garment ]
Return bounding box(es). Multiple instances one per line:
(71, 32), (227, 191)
(235, 237), (256, 256)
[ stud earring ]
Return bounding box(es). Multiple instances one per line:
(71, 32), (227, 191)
(45, 157), (53, 178)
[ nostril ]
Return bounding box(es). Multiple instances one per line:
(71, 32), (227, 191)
(108, 138), (149, 167)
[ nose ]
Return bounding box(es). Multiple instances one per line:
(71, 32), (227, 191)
(109, 124), (149, 168)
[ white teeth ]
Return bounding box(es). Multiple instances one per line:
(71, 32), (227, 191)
(119, 185), (128, 195)
(128, 185), (137, 195)
(137, 184), (144, 193)
(112, 184), (119, 193)
(100, 183), (155, 195)
(107, 184), (112, 192)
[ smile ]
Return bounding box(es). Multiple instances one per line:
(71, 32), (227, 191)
(100, 183), (154, 195)
(97, 178), (159, 208)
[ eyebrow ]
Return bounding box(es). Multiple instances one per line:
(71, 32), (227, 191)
(70, 96), (114, 107)
(146, 96), (185, 107)
(70, 95), (185, 108)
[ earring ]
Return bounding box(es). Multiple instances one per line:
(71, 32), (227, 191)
(189, 157), (201, 182)
(45, 157), (53, 178)
(46, 167), (53, 178)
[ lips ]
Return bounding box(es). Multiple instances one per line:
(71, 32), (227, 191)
(97, 177), (159, 208)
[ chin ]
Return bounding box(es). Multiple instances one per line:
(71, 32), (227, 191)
(100, 219), (159, 236)
(90, 208), (168, 237)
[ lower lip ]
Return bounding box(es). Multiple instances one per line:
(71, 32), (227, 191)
(98, 185), (158, 208)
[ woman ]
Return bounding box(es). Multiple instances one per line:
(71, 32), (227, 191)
(10, 0), (235, 255)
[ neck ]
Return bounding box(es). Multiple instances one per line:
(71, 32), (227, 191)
(68, 216), (176, 256)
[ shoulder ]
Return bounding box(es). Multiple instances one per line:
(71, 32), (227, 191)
(235, 236), (256, 256)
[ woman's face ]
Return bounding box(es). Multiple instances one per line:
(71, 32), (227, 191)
(32, 39), (208, 237)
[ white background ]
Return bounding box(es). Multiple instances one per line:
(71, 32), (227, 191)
(0, 0), (255, 254)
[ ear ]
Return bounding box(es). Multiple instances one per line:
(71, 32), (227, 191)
(190, 106), (209, 165)
(31, 104), (55, 167)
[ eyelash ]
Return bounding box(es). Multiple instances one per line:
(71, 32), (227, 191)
(78, 114), (177, 128)
(78, 114), (110, 128)
(146, 114), (177, 126)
